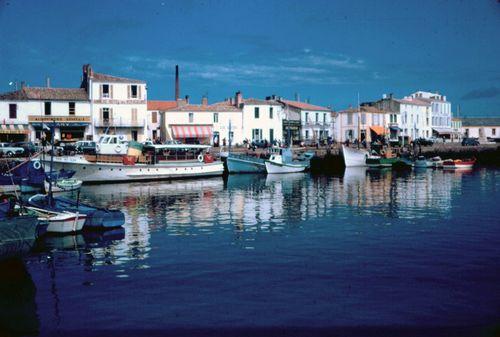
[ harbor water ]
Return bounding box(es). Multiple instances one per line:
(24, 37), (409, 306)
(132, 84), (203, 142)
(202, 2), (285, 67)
(2, 168), (500, 336)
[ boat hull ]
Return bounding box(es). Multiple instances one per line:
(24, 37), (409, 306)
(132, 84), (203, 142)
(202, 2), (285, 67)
(366, 157), (399, 168)
(226, 155), (266, 173)
(342, 145), (368, 167)
(41, 156), (224, 183)
(265, 161), (307, 174)
(42, 213), (85, 233)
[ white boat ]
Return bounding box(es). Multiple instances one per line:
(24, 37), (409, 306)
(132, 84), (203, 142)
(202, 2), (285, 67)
(265, 148), (307, 174)
(342, 145), (369, 167)
(44, 178), (82, 193)
(41, 136), (224, 183)
(429, 156), (443, 168)
(414, 156), (433, 168)
(27, 206), (86, 233)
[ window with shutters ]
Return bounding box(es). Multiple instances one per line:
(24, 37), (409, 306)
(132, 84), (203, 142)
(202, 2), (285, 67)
(152, 111), (157, 123)
(9, 104), (17, 119)
(189, 113), (193, 123)
(102, 84), (109, 98)
(269, 107), (273, 119)
(214, 113), (218, 123)
(254, 107), (259, 119)
(69, 102), (75, 115)
(102, 108), (110, 121)
(315, 113), (319, 123)
(347, 113), (353, 125)
(132, 108), (138, 123)
(131, 85), (138, 98)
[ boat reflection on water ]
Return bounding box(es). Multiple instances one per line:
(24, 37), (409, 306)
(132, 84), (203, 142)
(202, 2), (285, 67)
(0, 258), (39, 337)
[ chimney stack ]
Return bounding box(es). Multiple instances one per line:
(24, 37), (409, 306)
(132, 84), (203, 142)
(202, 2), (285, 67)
(185, 95), (189, 104)
(295, 92), (300, 101)
(46, 77), (51, 88)
(175, 65), (180, 101)
(235, 91), (242, 107)
(201, 95), (208, 106)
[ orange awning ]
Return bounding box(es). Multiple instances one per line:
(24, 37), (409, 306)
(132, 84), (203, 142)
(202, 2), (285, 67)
(370, 126), (386, 135)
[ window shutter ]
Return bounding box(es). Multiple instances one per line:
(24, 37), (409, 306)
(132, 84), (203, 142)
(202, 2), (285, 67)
(110, 85), (114, 99)
(110, 108), (113, 121)
(99, 108), (103, 120)
(127, 85), (131, 99)
(100, 85), (103, 99)
(138, 85), (142, 100)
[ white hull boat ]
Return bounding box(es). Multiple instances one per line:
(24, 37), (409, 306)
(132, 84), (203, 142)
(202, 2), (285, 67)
(342, 145), (368, 167)
(265, 160), (307, 174)
(42, 155), (224, 183)
(28, 207), (86, 233)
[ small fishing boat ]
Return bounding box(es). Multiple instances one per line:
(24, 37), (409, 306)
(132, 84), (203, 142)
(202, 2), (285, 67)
(442, 158), (476, 170)
(28, 206), (86, 233)
(429, 156), (443, 168)
(342, 145), (369, 167)
(28, 194), (125, 228)
(226, 153), (267, 173)
(265, 148), (308, 174)
(392, 157), (414, 170)
(366, 156), (399, 168)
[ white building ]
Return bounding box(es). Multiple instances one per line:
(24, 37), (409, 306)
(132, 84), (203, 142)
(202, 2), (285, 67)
(82, 64), (149, 142)
(396, 97), (431, 141)
(162, 95), (244, 146)
(0, 85), (91, 142)
(410, 91), (452, 139)
(147, 100), (177, 141)
(240, 95), (285, 144)
(335, 105), (389, 143)
(279, 99), (334, 143)
(461, 117), (500, 142)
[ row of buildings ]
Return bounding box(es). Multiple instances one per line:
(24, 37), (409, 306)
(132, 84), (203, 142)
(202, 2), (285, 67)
(0, 64), (498, 145)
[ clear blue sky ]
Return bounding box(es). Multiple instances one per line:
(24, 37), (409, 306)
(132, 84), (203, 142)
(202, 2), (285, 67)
(0, 0), (499, 117)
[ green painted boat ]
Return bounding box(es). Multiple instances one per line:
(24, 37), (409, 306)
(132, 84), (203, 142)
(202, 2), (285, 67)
(366, 157), (399, 168)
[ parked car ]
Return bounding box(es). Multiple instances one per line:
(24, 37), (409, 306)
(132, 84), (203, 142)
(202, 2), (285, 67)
(0, 143), (24, 157)
(415, 138), (434, 146)
(12, 141), (38, 156)
(75, 141), (97, 154)
(461, 137), (480, 146)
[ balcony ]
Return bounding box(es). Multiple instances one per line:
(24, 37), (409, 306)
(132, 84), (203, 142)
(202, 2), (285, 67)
(94, 117), (145, 128)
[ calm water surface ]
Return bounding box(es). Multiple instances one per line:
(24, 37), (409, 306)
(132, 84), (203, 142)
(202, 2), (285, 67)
(2, 168), (500, 336)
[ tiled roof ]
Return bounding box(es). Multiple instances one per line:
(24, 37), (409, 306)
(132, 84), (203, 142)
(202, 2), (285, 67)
(91, 72), (145, 84)
(243, 98), (282, 106)
(337, 106), (386, 114)
(461, 117), (500, 127)
(280, 99), (331, 112)
(395, 98), (430, 106)
(166, 103), (242, 112)
(148, 100), (177, 111)
(0, 87), (88, 101)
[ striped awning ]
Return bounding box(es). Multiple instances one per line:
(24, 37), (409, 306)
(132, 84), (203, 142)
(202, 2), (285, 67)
(171, 125), (213, 139)
(0, 124), (30, 134)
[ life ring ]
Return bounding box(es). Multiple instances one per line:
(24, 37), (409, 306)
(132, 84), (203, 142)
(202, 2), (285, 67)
(115, 145), (122, 153)
(197, 154), (204, 163)
(33, 160), (41, 170)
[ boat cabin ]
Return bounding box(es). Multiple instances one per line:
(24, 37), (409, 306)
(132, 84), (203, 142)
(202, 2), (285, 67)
(97, 135), (129, 155)
(143, 144), (213, 163)
(269, 147), (293, 164)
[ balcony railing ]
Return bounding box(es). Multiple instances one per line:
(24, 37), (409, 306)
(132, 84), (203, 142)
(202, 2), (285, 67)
(94, 117), (144, 128)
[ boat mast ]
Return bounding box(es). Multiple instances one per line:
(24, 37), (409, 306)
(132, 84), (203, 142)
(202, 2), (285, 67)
(48, 120), (55, 205)
(357, 92), (361, 149)
(228, 118), (232, 153)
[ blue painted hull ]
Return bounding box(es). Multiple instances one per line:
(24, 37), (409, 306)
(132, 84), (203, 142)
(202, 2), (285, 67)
(226, 155), (266, 173)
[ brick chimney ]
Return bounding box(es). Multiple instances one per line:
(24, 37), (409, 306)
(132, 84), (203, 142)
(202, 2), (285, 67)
(201, 95), (208, 106)
(235, 91), (242, 107)
(185, 95), (190, 104)
(46, 77), (51, 88)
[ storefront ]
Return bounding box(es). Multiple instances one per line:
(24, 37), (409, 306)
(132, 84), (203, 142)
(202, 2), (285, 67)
(283, 120), (301, 145)
(170, 125), (213, 144)
(28, 116), (91, 143)
(0, 124), (30, 142)
(370, 126), (386, 142)
(432, 128), (452, 140)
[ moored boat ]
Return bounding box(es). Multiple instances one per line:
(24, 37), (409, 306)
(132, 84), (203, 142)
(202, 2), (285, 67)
(265, 148), (307, 174)
(41, 136), (224, 183)
(28, 194), (125, 229)
(442, 158), (476, 170)
(341, 145), (368, 167)
(28, 207), (86, 233)
(226, 153), (267, 173)
(414, 156), (433, 168)
(366, 156), (399, 168)
(44, 178), (82, 193)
